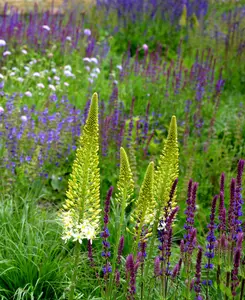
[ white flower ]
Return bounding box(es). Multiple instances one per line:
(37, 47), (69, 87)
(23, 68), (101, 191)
(0, 39), (6, 47)
(72, 231), (85, 244)
(93, 67), (100, 74)
(25, 91), (32, 97)
(20, 115), (28, 122)
(29, 59), (37, 65)
(113, 80), (118, 85)
(64, 82), (69, 87)
(64, 65), (72, 71)
(49, 84), (56, 91)
(0, 74), (4, 79)
(61, 229), (74, 243)
(33, 72), (40, 77)
(22, 49), (28, 54)
(54, 76), (60, 81)
(17, 77), (24, 82)
(88, 78), (94, 84)
(84, 28), (91, 36)
(84, 226), (96, 241)
(64, 70), (75, 77)
(42, 25), (51, 31)
(116, 65), (123, 71)
(142, 44), (148, 51)
(51, 68), (56, 73)
(3, 51), (11, 56)
(66, 36), (72, 41)
(90, 57), (98, 64)
(83, 57), (91, 63)
(0, 106), (4, 114)
(24, 66), (30, 72)
(37, 83), (45, 89)
(85, 66), (90, 72)
(90, 73), (98, 78)
(9, 72), (15, 77)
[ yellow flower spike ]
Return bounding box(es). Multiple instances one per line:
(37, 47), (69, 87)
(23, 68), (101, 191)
(60, 92), (101, 243)
(154, 116), (179, 218)
(179, 4), (187, 27)
(131, 161), (155, 236)
(116, 147), (135, 207)
(191, 13), (199, 29)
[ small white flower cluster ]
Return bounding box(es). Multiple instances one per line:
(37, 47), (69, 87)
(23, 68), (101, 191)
(61, 211), (96, 244)
(83, 57), (100, 83)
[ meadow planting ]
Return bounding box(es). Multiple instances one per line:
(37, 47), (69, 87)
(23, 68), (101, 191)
(0, 0), (245, 299)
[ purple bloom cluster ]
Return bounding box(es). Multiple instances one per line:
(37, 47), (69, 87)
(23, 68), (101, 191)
(101, 187), (114, 277)
(96, 0), (208, 25)
(204, 195), (218, 271)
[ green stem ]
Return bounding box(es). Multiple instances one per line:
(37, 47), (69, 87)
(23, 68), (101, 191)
(240, 278), (245, 300)
(68, 241), (80, 300)
(108, 192), (127, 298)
(225, 272), (230, 300)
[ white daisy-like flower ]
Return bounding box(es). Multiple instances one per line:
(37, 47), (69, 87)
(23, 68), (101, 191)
(0, 39), (6, 47)
(48, 84), (56, 91)
(90, 57), (98, 64)
(116, 65), (123, 71)
(90, 73), (98, 78)
(93, 67), (100, 74)
(64, 65), (72, 71)
(33, 72), (40, 77)
(3, 51), (11, 56)
(42, 25), (51, 31)
(20, 115), (28, 122)
(37, 83), (45, 89)
(25, 91), (32, 97)
(83, 57), (91, 63)
(22, 49), (28, 54)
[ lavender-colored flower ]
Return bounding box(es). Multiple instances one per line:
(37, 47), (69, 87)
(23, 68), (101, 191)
(101, 187), (113, 277)
(0, 39), (6, 47)
(205, 195), (218, 270)
(126, 254), (137, 296)
(154, 256), (161, 277)
(84, 28), (91, 36)
(117, 236), (124, 265)
(172, 258), (182, 278)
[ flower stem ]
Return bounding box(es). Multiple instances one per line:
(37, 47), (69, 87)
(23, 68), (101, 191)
(240, 278), (245, 300)
(68, 241), (80, 300)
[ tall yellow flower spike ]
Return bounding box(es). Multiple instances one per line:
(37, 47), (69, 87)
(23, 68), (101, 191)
(130, 161), (154, 237)
(179, 4), (187, 27)
(116, 147), (135, 207)
(61, 93), (101, 243)
(154, 116), (179, 218)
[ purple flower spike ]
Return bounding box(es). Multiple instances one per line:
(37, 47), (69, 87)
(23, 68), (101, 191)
(205, 195), (218, 270)
(154, 256), (161, 277)
(101, 186), (114, 279)
(194, 246), (203, 298)
(126, 254), (137, 296)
